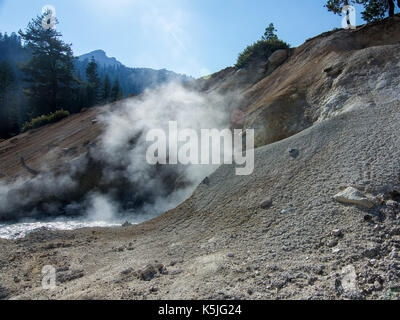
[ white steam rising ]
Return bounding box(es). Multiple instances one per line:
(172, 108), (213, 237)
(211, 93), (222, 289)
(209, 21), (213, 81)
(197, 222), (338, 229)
(89, 82), (235, 222)
(0, 82), (238, 225)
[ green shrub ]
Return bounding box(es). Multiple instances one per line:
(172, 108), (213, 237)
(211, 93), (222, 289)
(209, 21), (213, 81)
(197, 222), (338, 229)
(21, 109), (70, 133)
(236, 39), (290, 69)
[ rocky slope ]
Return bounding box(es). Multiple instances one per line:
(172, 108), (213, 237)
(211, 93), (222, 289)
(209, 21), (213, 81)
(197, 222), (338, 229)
(0, 16), (400, 300)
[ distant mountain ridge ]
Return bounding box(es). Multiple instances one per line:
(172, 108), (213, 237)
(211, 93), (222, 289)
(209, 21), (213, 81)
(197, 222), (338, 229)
(76, 50), (193, 97)
(78, 50), (122, 68)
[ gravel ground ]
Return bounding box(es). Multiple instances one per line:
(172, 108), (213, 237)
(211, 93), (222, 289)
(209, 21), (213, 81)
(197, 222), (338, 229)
(0, 100), (399, 300)
(1, 17), (400, 301)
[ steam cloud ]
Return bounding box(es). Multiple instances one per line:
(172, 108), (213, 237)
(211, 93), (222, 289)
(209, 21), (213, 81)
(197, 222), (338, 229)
(0, 82), (239, 224)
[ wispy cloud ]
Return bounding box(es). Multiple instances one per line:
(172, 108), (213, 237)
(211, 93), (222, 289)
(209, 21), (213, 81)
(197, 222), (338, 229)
(138, 2), (210, 77)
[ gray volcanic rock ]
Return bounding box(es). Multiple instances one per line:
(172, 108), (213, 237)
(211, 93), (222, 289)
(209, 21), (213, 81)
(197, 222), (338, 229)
(334, 187), (375, 209)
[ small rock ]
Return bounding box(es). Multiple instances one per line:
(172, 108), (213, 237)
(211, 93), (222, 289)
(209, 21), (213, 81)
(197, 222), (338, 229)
(334, 187), (375, 209)
(332, 229), (343, 237)
(58, 269), (84, 283)
(138, 265), (157, 281)
(260, 197), (273, 209)
(386, 200), (398, 208)
(0, 286), (10, 299)
(341, 265), (358, 294)
(227, 253), (234, 258)
(268, 49), (288, 66)
(281, 208), (294, 214)
(122, 221), (132, 227)
(389, 249), (398, 259)
(149, 287), (159, 293)
(332, 248), (342, 254)
(373, 224), (382, 232)
(327, 239), (338, 248)
(155, 263), (168, 275)
(374, 281), (383, 291)
(390, 228), (400, 236)
(288, 148), (299, 158)
(364, 215), (373, 222)
(121, 268), (133, 276)
(363, 243), (381, 258)
(369, 259), (377, 265)
(57, 266), (69, 272)
(169, 269), (183, 276)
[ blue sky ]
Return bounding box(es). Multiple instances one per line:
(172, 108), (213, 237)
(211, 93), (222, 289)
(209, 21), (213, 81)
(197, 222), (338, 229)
(0, 0), (369, 77)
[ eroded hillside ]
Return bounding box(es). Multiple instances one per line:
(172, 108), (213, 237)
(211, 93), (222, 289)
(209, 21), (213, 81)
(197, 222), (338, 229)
(0, 16), (400, 300)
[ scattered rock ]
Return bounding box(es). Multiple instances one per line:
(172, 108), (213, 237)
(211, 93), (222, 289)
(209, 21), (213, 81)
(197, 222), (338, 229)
(341, 265), (358, 295)
(389, 249), (398, 259)
(121, 268), (134, 276)
(362, 243), (381, 259)
(332, 248), (343, 254)
(0, 286), (10, 299)
(334, 278), (343, 295)
(364, 215), (373, 222)
(332, 229), (343, 237)
(260, 197), (273, 209)
(137, 263), (167, 281)
(138, 265), (157, 281)
(153, 263), (167, 274)
(268, 49), (288, 67)
(169, 269), (183, 276)
(386, 200), (398, 208)
(334, 187), (375, 209)
(369, 259), (377, 266)
(227, 253), (235, 258)
(122, 221), (132, 227)
(58, 269), (84, 283)
(374, 281), (383, 291)
(288, 148), (299, 158)
(56, 266), (70, 272)
(391, 228), (400, 236)
(327, 239), (338, 248)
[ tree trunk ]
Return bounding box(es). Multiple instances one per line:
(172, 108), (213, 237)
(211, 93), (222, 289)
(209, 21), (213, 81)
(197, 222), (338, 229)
(389, 0), (395, 17)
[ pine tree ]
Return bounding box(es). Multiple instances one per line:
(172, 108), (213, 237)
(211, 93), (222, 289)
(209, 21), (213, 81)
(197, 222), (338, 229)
(18, 12), (76, 116)
(262, 23), (278, 41)
(102, 74), (111, 103)
(85, 57), (101, 107)
(325, 0), (400, 22)
(111, 79), (123, 102)
(0, 61), (17, 138)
